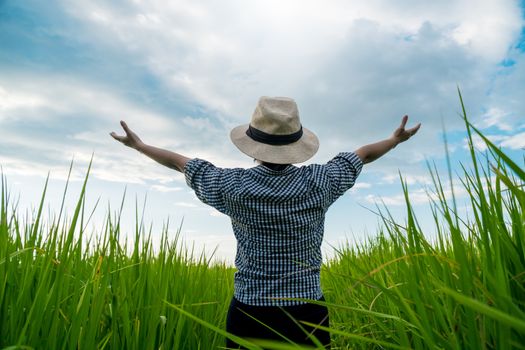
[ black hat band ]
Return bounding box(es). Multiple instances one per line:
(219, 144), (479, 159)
(246, 125), (303, 145)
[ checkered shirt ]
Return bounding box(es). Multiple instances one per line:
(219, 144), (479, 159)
(184, 152), (363, 306)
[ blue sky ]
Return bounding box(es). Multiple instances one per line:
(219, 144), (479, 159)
(1, 0), (524, 263)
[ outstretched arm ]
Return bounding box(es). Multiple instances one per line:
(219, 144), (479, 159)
(110, 121), (190, 173)
(354, 115), (421, 164)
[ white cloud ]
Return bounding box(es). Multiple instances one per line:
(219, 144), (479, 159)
(58, 0), (523, 123)
(0, 86), (50, 116)
(500, 132), (525, 150)
(363, 169), (515, 209)
(463, 132), (525, 152)
(476, 107), (513, 131)
(364, 183), (471, 207)
(5, 0), (524, 176)
(150, 185), (183, 193)
(0, 75), (173, 133)
(365, 189), (429, 206)
(381, 174), (433, 186)
(353, 182), (372, 189)
(0, 74), (243, 184)
(463, 134), (499, 152)
(181, 116), (217, 131)
(0, 155), (85, 183)
(173, 201), (198, 208)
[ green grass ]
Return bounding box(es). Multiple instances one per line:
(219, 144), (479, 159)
(1, 94), (524, 349)
(0, 164), (235, 349)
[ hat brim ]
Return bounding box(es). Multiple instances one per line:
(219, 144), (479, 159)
(230, 124), (319, 164)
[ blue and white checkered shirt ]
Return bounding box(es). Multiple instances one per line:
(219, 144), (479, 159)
(184, 152), (363, 306)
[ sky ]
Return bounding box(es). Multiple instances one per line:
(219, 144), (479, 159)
(1, 0), (524, 264)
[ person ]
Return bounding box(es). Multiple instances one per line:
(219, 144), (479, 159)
(110, 96), (421, 348)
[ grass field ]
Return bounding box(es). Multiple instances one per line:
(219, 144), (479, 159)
(1, 96), (524, 349)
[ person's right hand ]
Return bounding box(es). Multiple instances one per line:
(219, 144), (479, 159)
(391, 115), (421, 146)
(110, 121), (144, 150)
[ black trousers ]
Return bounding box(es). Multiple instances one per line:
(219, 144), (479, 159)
(225, 296), (330, 349)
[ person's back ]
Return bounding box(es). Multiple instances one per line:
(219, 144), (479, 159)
(185, 151), (362, 306)
(111, 96), (421, 348)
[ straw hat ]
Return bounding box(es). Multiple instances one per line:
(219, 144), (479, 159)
(230, 96), (319, 164)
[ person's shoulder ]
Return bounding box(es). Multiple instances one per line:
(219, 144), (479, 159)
(298, 152), (363, 176)
(186, 158), (246, 171)
(295, 162), (327, 181)
(184, 158), (247, 181)
(319, 152), (364, 169)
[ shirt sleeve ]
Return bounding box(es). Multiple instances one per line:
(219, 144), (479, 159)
(184, 158), (229, 215)
(324, 152), (364, 201)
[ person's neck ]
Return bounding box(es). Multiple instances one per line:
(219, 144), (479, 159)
(261, 162), (290, 171)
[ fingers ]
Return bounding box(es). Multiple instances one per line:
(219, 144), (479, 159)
(110, 120), (131, 143)
(110, 131), (125, 142)
(407, 123), (421, 136)
(399, 115), (421, 135)
(120, 120), (132, 134)
(400, 115), (408, 129)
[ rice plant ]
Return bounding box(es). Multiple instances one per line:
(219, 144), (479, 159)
(0, 93), (523, 349)
(0, 164), (235, 349)
(322, 91), (525, 349)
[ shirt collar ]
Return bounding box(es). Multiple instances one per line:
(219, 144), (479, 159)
(251, 164), (297, 176)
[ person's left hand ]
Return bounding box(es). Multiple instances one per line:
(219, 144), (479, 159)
(391, 115), (421, 145)
(110, 121), (144, 150)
